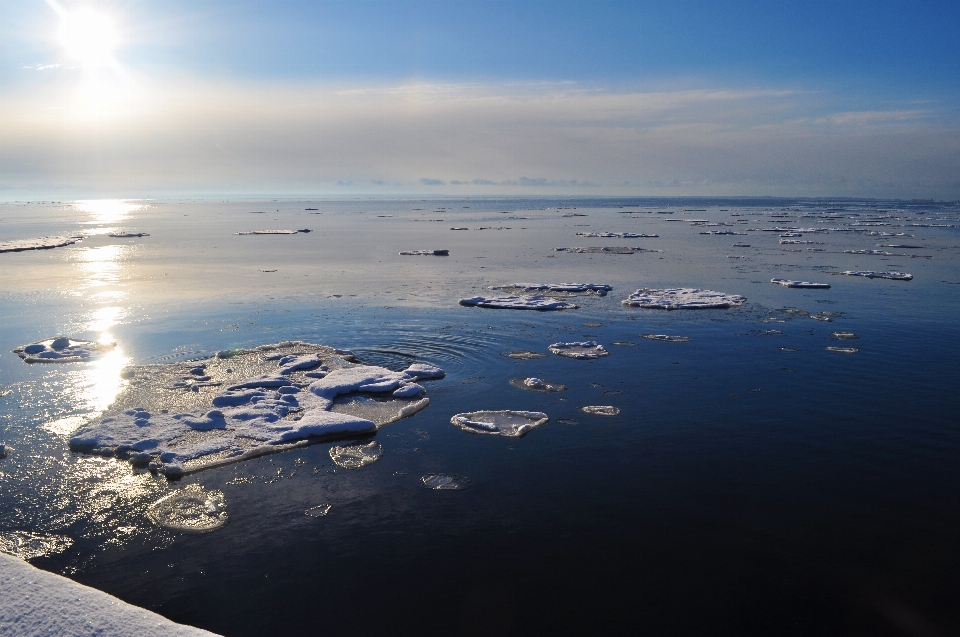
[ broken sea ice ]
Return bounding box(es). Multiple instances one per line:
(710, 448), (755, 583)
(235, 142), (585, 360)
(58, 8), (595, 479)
(548, 341), (609, 359)
(450, 410), (549, 437)
(622, 288), (745, 309)
(459, 295), (579, 310)
(13, 337), (115, 363)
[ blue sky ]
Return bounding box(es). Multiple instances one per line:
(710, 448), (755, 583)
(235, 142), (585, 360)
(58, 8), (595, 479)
(1, 0), (959, 198)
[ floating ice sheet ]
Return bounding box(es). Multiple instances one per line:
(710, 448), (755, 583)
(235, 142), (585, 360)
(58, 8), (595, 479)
(622, 288), (746, 309)
(451, 410), (548, 437)
(554, 246), (659, 254)
(108, 231), (150, 237)
(837, 270), (913, 280)
(771, 278), (831, 289)
(305, 504), (331, 517)
(399, 249), (449, 256)
(826, 346), (859, 354)
(459, 295), (578, 310)
(329, 441), (383, 469)
(831, 332), (859, 340)
(549, 341), (609, 359)
(0, 235), (84, 253)
(580, 405), (620, 416)
(145, 485), (227, 533)
(236, 229), (311, 235)
(510, 377), (566, 392)
(575, 232), (658, 238)
(421, 474), (470, 490)
(13, 337), (115, 363)
(0, 531), (73, 560)
(844, 249), (903, 256)
(69, 341), (443, 477)
(489, 283), (612, 296)
(640, 334), (692, 342)
(503, 350), (548, 360)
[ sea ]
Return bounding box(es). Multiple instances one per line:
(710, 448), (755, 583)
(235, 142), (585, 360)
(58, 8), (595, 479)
(1, 196), (959, 635)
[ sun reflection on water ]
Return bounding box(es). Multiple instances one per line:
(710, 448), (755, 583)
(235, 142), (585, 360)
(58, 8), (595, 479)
(75, 199), (142, 225)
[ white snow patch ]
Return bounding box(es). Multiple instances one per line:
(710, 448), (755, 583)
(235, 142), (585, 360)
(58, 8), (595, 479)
(622, 288), (746, 309)
(459, 295), (578, 310)
(771, 278), (831, 289)
(549, 341), (609, 359)
(0, 235), (84, 253)
(13, 337), (115, 363)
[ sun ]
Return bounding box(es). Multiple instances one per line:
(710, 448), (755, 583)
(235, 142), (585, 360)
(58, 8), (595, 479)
(59, 7), (119, 66)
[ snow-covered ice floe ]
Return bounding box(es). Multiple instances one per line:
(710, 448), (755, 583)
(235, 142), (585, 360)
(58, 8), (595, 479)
(0, 235), (84, 253)
(13, 337), (115, 363)
(621, 288), (746, 309)
(826, 346), (859, 354)
(69, 342), (444, 477)
(146, 485), (228, 533)
(450, 410), (549, 437)
(640, 334), (691, 342)
(399, 249), (449, 256)
(575, 232), (658, 238)
(421, 474), (470, 490)
(831, 332), (858, 340)
(329, 440), (382, 469)
(0, 553), (220, 637)
(549, 341), (609, 359)
(836, 270), (913, 281)
(580, 405), (620, 416)
(554, 246), (660, 254)
(236, 229), (311, 235)
(844, 249), (902, 256)
(488, 283), (612, 296)
(503, 350), (548, 360)
(108, 231), (150, 237)
(459, 295), (578, 310)
(510, 377), (566, 392)
(771, 278), (831, 289)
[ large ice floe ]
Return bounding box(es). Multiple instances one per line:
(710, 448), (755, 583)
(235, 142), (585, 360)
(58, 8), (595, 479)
(621, 288), (746, 309)
(13, 337), (115, 363)
(146, 485), (228, 533)
(836, 270), (913, 281)
(459, 295), (578, 310)
(770, 278), (831, 289)
(0, 235), (84, 253)
(69, 341), (444, 477)
(575, 232), (658, 238)
(0, 552), (219, 637)
(549, 341), (609, 359)
(488, 283), (612, 296)
(399, 249), (449, 256)
(450, 410), (549, 437)
(554, 246), (659, 254)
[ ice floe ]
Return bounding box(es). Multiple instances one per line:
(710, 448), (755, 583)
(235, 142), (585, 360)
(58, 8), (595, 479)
(0, 531), (71, 560)
(146, 485), (228, 533)
(451, 410), (549, 437)
(554, 246), (659, 254)
(640, 334), (692, 342)
(329, 441), (383, 469)
(770, 278), (831, 289)
(108, 231), (150, 237)
(831, 332), (859, 340)
(69, 342), (444, 476)
(421, 474), (470, 490)
(844, 249), (901, 256)
(826, 346), (859, 354)
(305, 504), (331, 517)
(488, 283), (612, 296)
(510, 377), (566, 392)
(580, 405), (620, 416)
(399, 249), (449, 256)
(700, 230), (746, 235)
(503, 350), (548, 360)
(780, 239), (821, 244)
(575, 232), (658, 238)
(13, 337), (115, 363)
(621, 288), (746, 309)
(236, 229), (311, 235)
(836, 270), (913, 280)
(0, 235), (84, 253)
(549, 341), (609, 359)
(459, 295), (578, 310)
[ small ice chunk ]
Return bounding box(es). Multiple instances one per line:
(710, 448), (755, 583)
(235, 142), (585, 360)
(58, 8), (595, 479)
(403, 363), (446, 380)
(640, 334), (691, 342)
(392, 382), (425, 397)
(554, 246), (658, 254)
(622, 288), (745, 309)
(0, 235), (84, 253)
(503, 350), (548, 359)
(399, 249), (449, 256)
(510, 377), (566, 392)
(450, 410), (549, 437)
(831, 332), (859, 340)
(329, 441), (383, 469)
(305, 504), (331, 517)
(13, 337), (115, 363)
(145, 485), (228, 533)
(277, 354), (321, 374)
(489, 283), (612, 296)
(459, 295), (579, 310)
(771, 278), (831, 289)
(549, 341), (609, 359)
(580, 405), (621, 416)
(575, 232), (657, 238)
(837, 270), (913, 281)
(844, 249), (899, 255)
(236, 229), (304, 235)
(421, 474), (471, 490)
(108, 230), (150, 237)
(826, 346), (859, 353)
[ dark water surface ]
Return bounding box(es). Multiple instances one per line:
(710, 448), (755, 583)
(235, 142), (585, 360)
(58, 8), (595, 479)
(1, 197), (959, 635)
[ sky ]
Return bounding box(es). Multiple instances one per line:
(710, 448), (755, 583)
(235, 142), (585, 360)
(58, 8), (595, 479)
(1, 0), (959, 199)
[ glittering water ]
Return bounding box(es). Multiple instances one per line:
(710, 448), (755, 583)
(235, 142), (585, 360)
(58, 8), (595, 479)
(1, 197), (960, 635)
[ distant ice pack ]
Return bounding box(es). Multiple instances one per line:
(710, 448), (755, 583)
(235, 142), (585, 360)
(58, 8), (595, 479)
(488, 283), (612, 296)
(69, 341), (444, 477)
(0, 235), (84, 253)
(450, 410), (549, 437)
(13, 337), (115, 363)
(770, 278), (831, 289)
(549, 341), (609, 359)
(837, 270), (913, 281)
(459, 295), (578, 310)
(622, 288), (746, 309)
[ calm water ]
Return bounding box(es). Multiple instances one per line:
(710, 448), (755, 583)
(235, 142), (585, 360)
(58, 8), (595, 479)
(1, 197), (959, 635)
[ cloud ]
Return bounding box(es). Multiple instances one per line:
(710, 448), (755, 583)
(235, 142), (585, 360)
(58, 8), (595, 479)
(0, 76), (957, 198)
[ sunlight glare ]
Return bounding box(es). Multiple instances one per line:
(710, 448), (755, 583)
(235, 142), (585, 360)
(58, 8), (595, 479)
(59, 8), (119, 67)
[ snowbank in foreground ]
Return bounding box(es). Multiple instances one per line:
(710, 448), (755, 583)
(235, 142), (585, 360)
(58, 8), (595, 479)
(0, 553), (219, 636)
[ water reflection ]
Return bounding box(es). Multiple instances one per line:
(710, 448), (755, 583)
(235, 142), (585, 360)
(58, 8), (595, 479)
(78, 245), (126, 289)
(75, 199), (142, 225)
